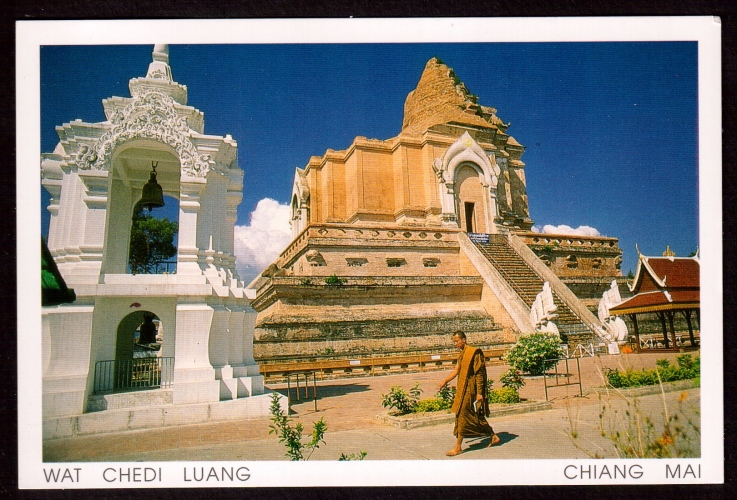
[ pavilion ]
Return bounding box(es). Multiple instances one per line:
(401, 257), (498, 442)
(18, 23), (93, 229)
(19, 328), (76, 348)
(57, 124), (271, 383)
(609, 247), (700, 350)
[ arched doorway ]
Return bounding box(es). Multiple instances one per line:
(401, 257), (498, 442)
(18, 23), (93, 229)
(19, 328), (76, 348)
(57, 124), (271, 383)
(115, 310), (162, 361)
(105, 310), (168, 392)
(455, 164), (488, 233)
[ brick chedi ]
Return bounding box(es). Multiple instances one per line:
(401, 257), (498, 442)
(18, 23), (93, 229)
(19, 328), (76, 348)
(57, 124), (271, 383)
(402, 57), (533, 230)
(249, 58), (620, 369)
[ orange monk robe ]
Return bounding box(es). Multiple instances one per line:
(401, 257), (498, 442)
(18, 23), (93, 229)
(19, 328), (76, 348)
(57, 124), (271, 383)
(452, 345), (494, 438)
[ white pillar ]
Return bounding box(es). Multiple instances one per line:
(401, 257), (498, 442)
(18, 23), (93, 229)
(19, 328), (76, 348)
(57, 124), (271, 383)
(232, 306), (264, 397)
(177, 178), (206, 276)
(42, 305), (94, 417)
(171, 303), (220, 404)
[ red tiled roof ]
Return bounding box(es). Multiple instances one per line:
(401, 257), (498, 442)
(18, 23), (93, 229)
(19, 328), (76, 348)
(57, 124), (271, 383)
(610, 290), (700, 315)
(646, 257), (700, 288)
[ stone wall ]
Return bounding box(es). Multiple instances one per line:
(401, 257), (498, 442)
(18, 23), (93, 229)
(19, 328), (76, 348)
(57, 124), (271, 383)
(254, 315), (504, 362)
(518, 232), (623, 280)
(561, 276), (632, 307)
(250, 273), (508, 363)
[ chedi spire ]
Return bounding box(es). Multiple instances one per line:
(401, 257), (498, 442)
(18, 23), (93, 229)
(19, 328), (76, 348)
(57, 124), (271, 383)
(402, 57), (508, 135)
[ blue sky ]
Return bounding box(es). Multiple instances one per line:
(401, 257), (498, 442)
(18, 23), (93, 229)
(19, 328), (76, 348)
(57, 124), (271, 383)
(41, 42), (699, 277)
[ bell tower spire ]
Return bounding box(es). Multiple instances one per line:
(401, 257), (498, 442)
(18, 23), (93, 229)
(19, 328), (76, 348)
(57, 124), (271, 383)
(147, 44), (173, 82)
(128, 44), (188, 105)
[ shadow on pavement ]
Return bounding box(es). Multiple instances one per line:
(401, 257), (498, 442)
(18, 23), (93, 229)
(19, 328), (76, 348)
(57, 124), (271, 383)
(465, 431), (519, 453)
(269, 382), (372, 399)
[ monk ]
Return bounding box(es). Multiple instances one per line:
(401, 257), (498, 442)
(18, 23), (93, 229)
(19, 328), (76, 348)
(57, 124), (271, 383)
(438, 330), (500, 456)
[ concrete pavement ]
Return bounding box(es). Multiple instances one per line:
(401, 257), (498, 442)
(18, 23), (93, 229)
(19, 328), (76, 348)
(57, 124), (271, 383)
(44, 351), (700, 461)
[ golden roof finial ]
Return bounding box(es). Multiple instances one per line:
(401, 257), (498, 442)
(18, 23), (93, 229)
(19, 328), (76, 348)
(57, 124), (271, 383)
(662, 245), (676, 257)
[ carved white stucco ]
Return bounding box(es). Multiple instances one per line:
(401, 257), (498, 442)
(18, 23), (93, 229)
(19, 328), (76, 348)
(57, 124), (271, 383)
(433, 132), (501, 231)
(40, 45), (271, 426)
(530, 281), (560, 335)
(76, 91), (211, 177)
(597, 280), (629, 342)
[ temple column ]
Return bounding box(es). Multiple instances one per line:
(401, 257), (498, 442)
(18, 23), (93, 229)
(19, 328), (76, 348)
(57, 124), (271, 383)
(440, 181), (458, 227)
(657, 312), (670, 348)
(629, 314), (641, 352)
(666, 311), (678, 348)
(684, 310), (696, 346)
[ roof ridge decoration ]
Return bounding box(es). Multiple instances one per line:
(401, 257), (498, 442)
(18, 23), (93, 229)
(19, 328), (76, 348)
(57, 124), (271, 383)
(76, 90), (211, 178)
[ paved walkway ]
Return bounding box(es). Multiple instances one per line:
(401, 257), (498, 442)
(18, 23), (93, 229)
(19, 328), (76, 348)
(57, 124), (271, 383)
(44, 351), (700, 461)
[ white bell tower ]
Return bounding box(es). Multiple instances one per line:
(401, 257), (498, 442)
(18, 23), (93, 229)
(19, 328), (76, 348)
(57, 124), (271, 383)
(41, 45), (269, 427)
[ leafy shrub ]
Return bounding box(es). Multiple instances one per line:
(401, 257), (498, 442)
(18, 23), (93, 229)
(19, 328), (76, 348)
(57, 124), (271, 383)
(413, 385), (458, 413)
(604, 355), (700, 388)
(504, 333), (564, 375)
(381, 383), (422, 415)
(604, 367), (625, 387)
(324, 275), (346, 286)
(488, 387), (521, 404)
(436, 385), (456, 408)
(414, 398), (447, 413)
(676, 354), (694, 370)
(269, 393), (366, 460)
(269, 392), (326, 461)
(499, 369), (526, 391)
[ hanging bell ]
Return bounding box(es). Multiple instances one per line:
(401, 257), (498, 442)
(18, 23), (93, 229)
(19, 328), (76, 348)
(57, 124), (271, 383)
(140, 161), (165, 211)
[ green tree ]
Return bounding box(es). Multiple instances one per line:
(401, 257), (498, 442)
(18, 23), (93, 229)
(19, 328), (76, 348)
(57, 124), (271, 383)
(128, 207), (178, 274)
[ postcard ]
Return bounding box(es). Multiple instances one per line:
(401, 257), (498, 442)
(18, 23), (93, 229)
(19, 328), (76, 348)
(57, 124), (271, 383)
(17, 17), (722, 488)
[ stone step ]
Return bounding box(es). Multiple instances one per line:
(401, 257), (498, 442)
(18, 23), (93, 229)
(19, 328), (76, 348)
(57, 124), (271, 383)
(87, 389), (173, 412)
(44, 392), (280, 440)
(472, 238), (590, 334)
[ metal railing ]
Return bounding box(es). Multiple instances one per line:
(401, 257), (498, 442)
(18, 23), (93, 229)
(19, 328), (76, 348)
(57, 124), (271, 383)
(569, 343), (596, 358)
(543, 356), (583, 401)
(93, 357), (174, 394)
(285, 372), (318, 412)
(152, 260), (177, 274)
(129, 260), (177, 275)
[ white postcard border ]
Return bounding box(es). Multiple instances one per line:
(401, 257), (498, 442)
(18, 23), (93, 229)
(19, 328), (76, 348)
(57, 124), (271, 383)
(17, 17), (723, 488)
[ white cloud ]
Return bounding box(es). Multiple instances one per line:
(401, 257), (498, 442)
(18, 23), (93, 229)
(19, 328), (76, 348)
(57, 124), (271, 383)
(233, 198), (292, 285)
(531, 224), (601, 237)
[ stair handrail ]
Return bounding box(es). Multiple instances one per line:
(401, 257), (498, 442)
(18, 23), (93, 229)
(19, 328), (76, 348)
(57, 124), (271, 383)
(506, 233), (608, 341)
(457, 233), (535, 332)
(473, 236), (536, 304)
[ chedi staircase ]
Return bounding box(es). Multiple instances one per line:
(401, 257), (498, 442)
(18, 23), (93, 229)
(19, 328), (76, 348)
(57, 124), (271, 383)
(469, 234), (601, 346)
